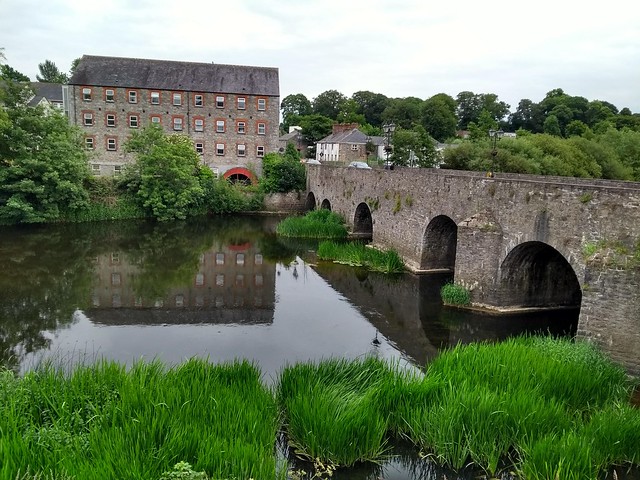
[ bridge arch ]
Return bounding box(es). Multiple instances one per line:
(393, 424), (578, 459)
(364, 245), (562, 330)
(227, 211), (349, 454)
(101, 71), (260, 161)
(353, 202), (373, 238)
(321, 199), (332, 210)
(305, 192), (316, 211)
(498, 241), (582, 309)
(420, 215), (457, 271)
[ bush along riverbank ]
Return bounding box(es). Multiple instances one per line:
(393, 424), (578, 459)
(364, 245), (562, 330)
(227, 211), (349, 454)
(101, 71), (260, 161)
(276, 209), (348, 239)
(317, 240), (405, 273)
(1, 337), (639, 479)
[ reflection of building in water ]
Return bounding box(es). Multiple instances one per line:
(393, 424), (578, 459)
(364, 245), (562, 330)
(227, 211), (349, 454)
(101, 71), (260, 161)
(88, 242), (276, 325)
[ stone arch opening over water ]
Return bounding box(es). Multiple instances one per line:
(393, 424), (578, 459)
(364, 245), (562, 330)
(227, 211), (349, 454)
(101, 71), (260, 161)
(420, 215), (457, 271)
(305, 192), (316, 211)
(499, 241), (582, 309)
(321, 199), (332, 210)
(353, 202), (373, 238)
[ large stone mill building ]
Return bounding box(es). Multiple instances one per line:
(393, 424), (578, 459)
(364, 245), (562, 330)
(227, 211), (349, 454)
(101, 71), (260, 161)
(67, 55), (280, 183)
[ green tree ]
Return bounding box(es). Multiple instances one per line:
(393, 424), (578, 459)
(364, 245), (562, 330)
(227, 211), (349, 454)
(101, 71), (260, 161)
(0, 94), (90, 223)
(351, 91), (390, 127)
(381, 97), (423, 129)
(508, 99), (543, 133)
(123, 125), (208, 221)
(543, 115), (562, 136)
(565, 120), (590, 137)
(312, 90), (348, 119)
(69, 57), (81, 78)
(281, 93), (312, 132)
(296, 114), (334, 145)
(0, 64), (30, 82)
(390, 125), (437, 168)
(36, 59), (68, 83)
(467, 110), (498, 141)
(261, 144), (306, 193)
(421, 93), (457, 141)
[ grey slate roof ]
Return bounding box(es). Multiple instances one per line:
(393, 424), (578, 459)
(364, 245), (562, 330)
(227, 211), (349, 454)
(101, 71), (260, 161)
(318, 128), (385, 145)
(69, 55), (279, 96)
(27, 82), (63, 106)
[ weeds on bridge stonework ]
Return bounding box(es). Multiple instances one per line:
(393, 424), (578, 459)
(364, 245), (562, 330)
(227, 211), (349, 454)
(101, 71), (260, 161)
(582, 238), (640, 269)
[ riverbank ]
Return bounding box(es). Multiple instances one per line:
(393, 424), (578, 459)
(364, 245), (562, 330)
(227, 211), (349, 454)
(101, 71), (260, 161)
(2, 337), (638, 480)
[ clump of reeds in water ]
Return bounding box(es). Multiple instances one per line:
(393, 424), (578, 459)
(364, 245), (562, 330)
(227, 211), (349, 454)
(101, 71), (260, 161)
(398, 336), (638, 478)
(0, 358), (281, 480)
(317, 241), (405, 273)
(276, 357), (432, 470)
(276, 209), (348, 239)
(440, 282), (471, 306)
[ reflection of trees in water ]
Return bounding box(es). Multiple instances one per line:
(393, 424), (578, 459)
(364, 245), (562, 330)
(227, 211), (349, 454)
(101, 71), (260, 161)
(0, 225), (96, 372)
(0, 216), (303, 371)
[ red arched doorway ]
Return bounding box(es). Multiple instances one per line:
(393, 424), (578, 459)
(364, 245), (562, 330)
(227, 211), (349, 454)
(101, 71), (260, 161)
(222, 167), (257, 185)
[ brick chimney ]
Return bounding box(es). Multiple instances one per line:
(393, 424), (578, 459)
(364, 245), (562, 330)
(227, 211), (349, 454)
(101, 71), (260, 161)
(332, 123), (360, 134)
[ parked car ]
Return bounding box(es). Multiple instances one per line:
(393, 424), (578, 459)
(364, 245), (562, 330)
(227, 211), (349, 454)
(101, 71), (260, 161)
(305, 159), (321, 165)
(348, 161), (372, 169)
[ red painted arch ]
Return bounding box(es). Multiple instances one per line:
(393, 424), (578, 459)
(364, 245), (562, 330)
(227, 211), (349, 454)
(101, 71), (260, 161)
(223, 167), (257, 185)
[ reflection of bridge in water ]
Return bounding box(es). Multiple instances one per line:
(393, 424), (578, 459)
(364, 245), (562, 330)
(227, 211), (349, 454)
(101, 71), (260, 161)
(312, 262), (578, 368)
(87, 241), (276, 326)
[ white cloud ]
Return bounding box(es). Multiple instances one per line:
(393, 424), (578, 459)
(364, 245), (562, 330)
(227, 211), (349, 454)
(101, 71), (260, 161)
(1, 0), (638, 111)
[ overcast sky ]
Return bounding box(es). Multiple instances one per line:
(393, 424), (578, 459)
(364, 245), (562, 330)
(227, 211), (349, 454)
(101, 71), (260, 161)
(1, 0), (639, 113)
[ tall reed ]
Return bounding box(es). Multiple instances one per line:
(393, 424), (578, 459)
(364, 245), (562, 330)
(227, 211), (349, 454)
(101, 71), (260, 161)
(276, 209), (347, 239)
(317, 241), (405, 273)
(0, 359), (280, 480)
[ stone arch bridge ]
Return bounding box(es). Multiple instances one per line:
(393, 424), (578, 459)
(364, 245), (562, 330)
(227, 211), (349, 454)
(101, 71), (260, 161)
(306, 166), (640, 374)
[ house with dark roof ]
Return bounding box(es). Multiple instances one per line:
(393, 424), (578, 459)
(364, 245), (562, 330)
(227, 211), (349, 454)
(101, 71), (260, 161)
(27, 82), (66, 113)
(68, 55), (280, 181)
(315, 123), (385, 164)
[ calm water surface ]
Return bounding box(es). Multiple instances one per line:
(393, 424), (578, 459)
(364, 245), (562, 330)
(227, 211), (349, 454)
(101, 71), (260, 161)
(1, 215), (607, 479)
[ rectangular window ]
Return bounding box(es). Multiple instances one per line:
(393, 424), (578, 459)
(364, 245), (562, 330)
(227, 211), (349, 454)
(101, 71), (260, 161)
(236, 253), (245, 266)
(114, 165), (122, 175)
(195, 142), (204, 154)
(129, 114), (139, 128)
(175, 295), (184, 307)
(257, 98), (266, 110)
(172, 93), (182, 106)
(91, 163), (100, 173)
(194, 118), (204, 132)
(83, 112), (94, 126)
(215, 274), (224, 287)
(216, 253), (225, 265)
(237, 121), (246, 134)
(351, 144), (359, 151)
(195, 273), (205, 286)
(257, 122), (266, 135)
(105, 89), (115, 102)
(254, 254), (263, 265)
(237, 144), (246, 156)
(107, 137), (117, 151)
(216, 95), (225, 108)
(216, 120), (225, 133)
(85, 137), (95, 150)
(256, 145), (265, 157)
(106, 113), (116, 127)
(194, 94), (204, 107)
(111, 273), (121, 286)
(82, 87), (92, 101)
(173, 117), (183, 131)
(128, 90), (137, 103)
(150, 91), (160, 104)
(150, 115), (161, 124)
(237, 97), (246, 110)
(216, 143), (225, 156)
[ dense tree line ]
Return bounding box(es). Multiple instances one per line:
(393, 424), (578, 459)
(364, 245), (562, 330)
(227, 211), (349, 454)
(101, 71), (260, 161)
(282, 88), (640, 180)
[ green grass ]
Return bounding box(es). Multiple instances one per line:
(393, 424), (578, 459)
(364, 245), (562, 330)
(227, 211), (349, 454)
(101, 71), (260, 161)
(0, 359), (281, 480)
(275, 209), (348, 239)
(440, 282), (471, 306)
(317, 241), (405, 273)
(276, 357), (414, 469)
(2, 338), (638, 479)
